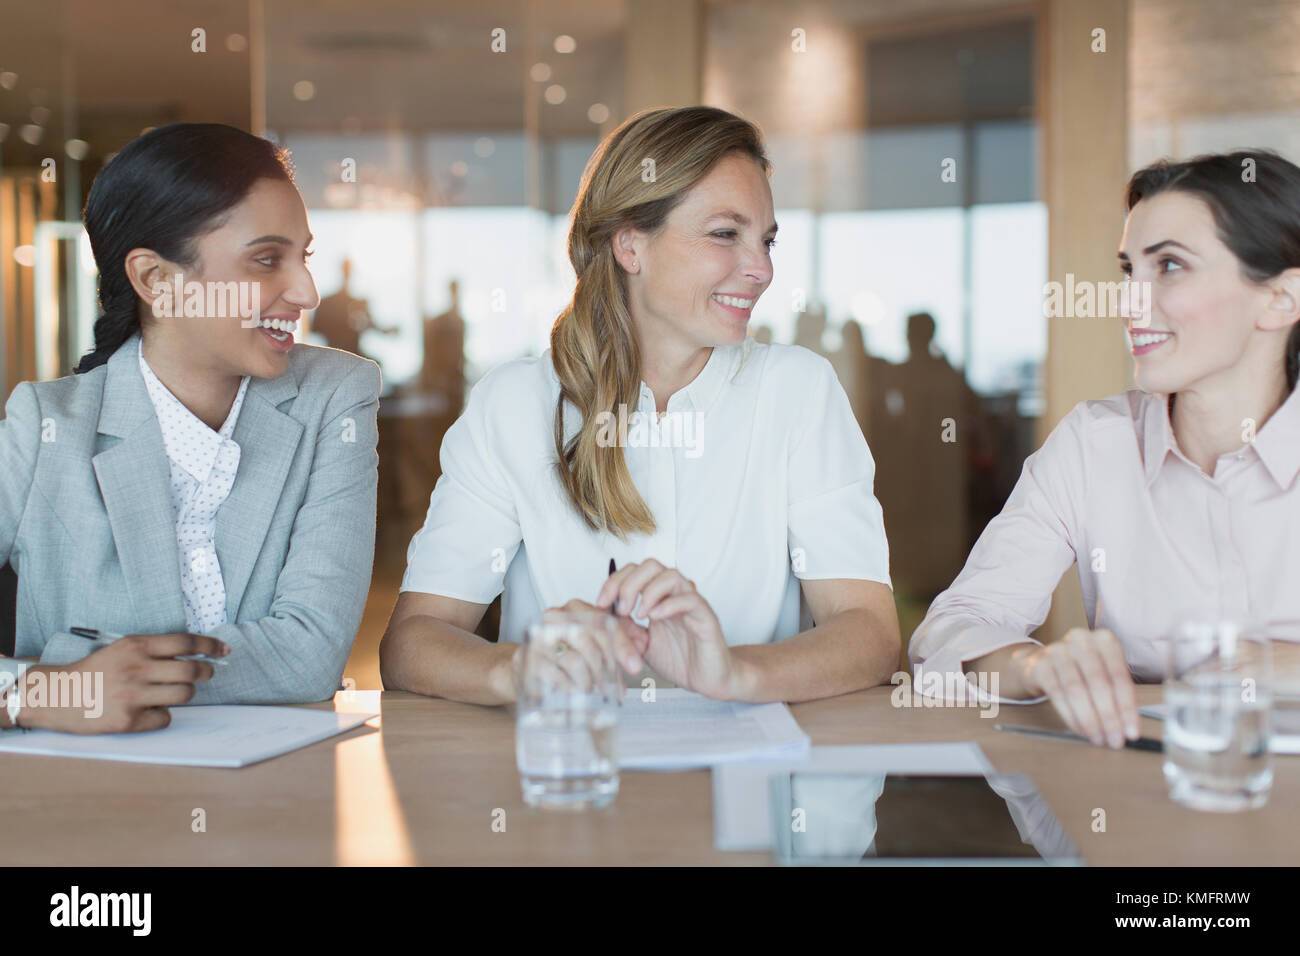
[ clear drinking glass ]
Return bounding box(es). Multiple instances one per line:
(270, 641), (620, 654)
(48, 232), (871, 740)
(515, 617), (621, 810)
(1163, 619), (1273, 812)
(1267, 620), (1300, 752)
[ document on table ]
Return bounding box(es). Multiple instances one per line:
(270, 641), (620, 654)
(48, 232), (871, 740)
(617, 688), (810, 770)
(1140, 704), (1300, 754)
(0, 705), (377, 767)
(712, 742), (994, 851)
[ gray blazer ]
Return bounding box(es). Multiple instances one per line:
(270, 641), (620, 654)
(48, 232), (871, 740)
(0, 332), (380, 703)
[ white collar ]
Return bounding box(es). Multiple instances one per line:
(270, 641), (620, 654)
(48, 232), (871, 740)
(137, 340), (250, 483)
(638, 341), (745, 418)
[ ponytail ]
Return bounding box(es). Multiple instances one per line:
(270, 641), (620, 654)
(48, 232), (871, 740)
(75, 264), (145, 373)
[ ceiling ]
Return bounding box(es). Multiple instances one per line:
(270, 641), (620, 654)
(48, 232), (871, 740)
(0, 0), (1043, 215)
(0, 0), (629, 172)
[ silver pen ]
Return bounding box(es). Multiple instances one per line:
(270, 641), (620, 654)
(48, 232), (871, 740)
(69, 627), (229, 666)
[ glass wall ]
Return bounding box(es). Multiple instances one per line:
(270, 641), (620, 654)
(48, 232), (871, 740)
(704, 2), (1045, 620)
(258, 2), (630, 665)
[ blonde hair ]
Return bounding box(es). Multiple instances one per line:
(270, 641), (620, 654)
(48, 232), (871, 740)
(551, 106), (771, 540)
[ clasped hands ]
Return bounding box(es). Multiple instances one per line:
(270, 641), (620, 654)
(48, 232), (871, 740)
(518, 559), (745, 701)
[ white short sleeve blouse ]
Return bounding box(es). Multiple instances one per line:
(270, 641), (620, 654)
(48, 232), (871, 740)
(401, 337), (892, 643)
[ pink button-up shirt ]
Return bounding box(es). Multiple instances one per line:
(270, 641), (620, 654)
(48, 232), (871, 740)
(909, 384), (1300, 699)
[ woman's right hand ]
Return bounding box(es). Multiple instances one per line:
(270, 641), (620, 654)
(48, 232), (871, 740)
(1018, 628), (1140, 748)
(507, 602), (649, 699)
(15, 633), (229, 734)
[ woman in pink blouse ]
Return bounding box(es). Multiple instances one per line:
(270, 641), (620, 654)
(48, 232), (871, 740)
(910, 149), (1300, 749)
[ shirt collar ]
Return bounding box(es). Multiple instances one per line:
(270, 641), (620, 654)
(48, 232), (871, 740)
(1251, 382), (1300, 489)
(138, 340), (250, 483)
(1141, 384), (1300, 489)
(1141, 391), (1177, 487)
(640, 341), (741, 418)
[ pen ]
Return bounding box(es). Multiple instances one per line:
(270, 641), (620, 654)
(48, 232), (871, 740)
(993, 723), (1162, 752)
(69, 627), (229, 666)
(607, 558), (617, 617)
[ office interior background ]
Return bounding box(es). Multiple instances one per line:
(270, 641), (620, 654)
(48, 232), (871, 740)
(2, 0), (1297, 690)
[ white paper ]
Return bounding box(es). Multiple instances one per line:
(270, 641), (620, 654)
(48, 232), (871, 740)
(616, 688), (810, 770)
(712, 742), (993, 851)
(0, 705), (377, 767)
(1139, 703), (1300, 755)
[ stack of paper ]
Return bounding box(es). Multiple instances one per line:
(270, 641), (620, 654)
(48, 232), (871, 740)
(0, 705), (376, 767)
(616, 688), (810, 770)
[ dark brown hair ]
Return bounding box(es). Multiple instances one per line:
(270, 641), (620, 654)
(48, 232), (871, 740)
(1126, 149), (1300, 392)
(76, 123), (294, 372)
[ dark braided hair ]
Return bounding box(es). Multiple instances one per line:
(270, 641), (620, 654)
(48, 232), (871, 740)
(76, 123), (294, 373)
(1126, 149), (1300, 393)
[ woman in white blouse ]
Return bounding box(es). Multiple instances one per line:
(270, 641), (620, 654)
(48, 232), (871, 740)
(910, 149), (1300, 748)
(382, 106), (899, 705)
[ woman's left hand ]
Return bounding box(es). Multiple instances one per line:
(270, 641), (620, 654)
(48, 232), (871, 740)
(595, 559), (743, 700)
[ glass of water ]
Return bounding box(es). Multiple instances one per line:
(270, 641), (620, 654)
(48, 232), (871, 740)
(515, 616), (621, 810)
(1265, 620), (1300, 752)
(1163, 619), (1273, 812)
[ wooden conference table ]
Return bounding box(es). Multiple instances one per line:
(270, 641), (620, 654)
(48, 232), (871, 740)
(2, 684), (1295, 866)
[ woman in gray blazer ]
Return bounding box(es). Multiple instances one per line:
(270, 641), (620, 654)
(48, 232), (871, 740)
(0, 124), (380, 733)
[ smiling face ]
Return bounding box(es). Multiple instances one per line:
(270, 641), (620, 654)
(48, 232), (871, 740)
(139, 177), (320, 379)
(616, 151), (776, 351)
(1118, 190), (1277, 395)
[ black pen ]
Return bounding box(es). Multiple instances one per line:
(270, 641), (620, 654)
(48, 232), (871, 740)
(70, 627), (229, 666)
(994, 723), (1162, 752)
(607, 558), (617, 616)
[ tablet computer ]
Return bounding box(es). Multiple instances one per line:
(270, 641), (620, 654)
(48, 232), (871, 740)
(769, 772), (1083, 866)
